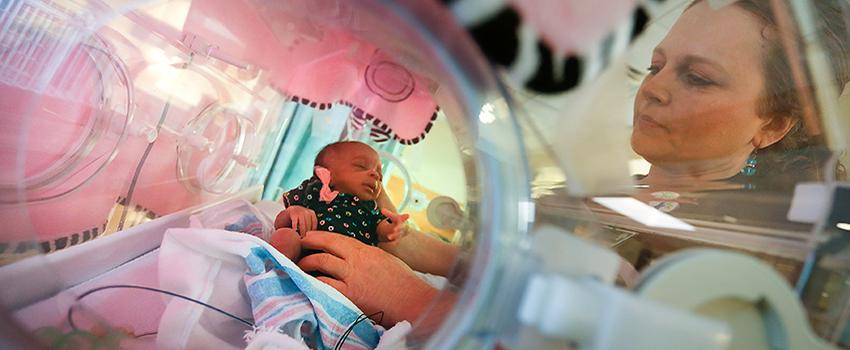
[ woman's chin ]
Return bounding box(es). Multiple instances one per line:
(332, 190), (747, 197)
(631, 137), (657, 157)
(631, 140), (674, 165)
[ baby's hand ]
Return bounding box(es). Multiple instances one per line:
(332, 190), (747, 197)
(379, 208), (410, 242)
(286, 205), (317, 236)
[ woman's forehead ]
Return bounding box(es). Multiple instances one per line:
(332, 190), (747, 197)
(659, 2), (765, 66)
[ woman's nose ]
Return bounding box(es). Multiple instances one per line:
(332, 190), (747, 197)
(640, 73), (672, 106)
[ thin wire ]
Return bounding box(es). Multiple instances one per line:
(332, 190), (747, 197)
(67, 284), (255, 334)
(334, 314), (368, 350)
(117, 101), (170, 231)
(333, 311), (384, 350)
(69, 284), (384, 348)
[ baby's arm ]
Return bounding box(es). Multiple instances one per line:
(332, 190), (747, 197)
(374, 191), (458, 276)
(377, 209), (410, 242)
(275, 205), (317, 236)
(277, 182), (318, 234)
(379, 226), (459, 277)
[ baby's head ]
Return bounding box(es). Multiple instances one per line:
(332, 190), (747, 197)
(315, 141), (383, 200)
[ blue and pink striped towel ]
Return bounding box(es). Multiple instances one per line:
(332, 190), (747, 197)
(243, 246), (382, 350)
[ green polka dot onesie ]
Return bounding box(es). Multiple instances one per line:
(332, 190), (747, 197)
(282, 176), (386, 246)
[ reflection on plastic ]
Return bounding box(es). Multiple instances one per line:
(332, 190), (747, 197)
(592, 197), (695, 231)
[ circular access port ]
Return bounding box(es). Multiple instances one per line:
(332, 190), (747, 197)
(0, 34), (132, 203)
(177, 103), (257, 194)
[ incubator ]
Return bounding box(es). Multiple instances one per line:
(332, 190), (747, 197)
(1, 0), (850, 349)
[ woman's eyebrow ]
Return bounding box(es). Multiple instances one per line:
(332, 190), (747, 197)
(680, 54), (728, 76)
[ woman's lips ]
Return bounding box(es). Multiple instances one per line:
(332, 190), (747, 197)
(637, 114), (666, 130)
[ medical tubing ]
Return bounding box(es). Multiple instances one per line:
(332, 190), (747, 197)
(69, 284), (382, 348)
(333, 311), (384, 350)
(66, 284), (255, 332)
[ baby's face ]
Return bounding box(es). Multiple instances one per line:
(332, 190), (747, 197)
(326, 144), (383, 200)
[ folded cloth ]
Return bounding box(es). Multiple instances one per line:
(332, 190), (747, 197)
(156, 228), (384, 350)
(245, 330), (311, 350)
(243, 246), (381, 350)
(224, 214), (267, 238)
(243, 322), (413, 350)
(188, 199), (274, 241)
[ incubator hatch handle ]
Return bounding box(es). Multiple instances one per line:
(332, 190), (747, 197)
(199, 114), (249, 194)
(517, 274), (730, 349)
(527, 226), (621, 282)
(636, 249), (836, 350)
(515, 226), (731, 349)
(177, 103), (254, 194)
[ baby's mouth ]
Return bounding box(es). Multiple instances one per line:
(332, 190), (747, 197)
(364, 182), (378, 193)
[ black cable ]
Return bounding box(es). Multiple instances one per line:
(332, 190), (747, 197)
(70, 284), (384, 348)
(117, 101), (170, 231)
(67, 284), (254, 335)
(335, 314), (368, 350)
(333, 311), (384, 350)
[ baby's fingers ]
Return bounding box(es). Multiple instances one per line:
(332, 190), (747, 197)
(380, 208), (409, 224)
(291, 215), (301, 234)
(397, 213), (410, 224)
(298, 213), (311, 236)
(306, 211), (317, 233)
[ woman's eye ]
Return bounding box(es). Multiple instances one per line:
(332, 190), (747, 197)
(683, 72), (713, 86)
(647, 64), (661, 75)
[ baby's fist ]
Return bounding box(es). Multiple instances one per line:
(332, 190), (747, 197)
(379, 208), (410, 242)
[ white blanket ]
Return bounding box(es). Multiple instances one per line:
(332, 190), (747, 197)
(155, 228), (410, 349)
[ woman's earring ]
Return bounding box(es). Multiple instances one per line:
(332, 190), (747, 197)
(741, 151), (758, 176)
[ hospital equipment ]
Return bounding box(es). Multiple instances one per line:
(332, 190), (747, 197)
(1, 0), (849, 349)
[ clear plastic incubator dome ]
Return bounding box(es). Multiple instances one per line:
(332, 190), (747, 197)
(2, 0), (850, 349)
(0, 0), (528, 349)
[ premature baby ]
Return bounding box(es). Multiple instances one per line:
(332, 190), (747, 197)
(271, 141), (408, 260)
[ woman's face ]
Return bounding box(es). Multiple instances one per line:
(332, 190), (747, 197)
(631, 2), (771, 166)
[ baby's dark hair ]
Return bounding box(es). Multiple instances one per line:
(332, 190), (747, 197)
(314, 141), (369, 168)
